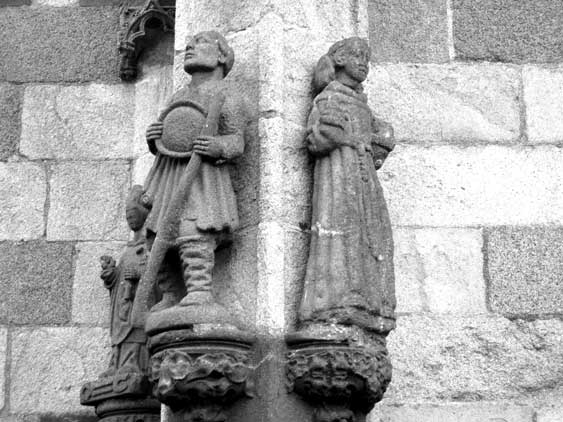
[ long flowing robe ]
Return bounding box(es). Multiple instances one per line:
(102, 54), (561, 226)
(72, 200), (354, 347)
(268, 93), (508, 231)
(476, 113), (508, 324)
(144, 79), (246, 238)
(299, 81), (396, 334)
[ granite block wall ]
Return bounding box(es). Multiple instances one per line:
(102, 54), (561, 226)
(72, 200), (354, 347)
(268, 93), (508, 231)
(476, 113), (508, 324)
(367, 1), (563, 421)
(0, 0), (561, 421)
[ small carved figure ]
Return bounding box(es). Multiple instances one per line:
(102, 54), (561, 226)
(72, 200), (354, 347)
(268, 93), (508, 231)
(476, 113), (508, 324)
(141, 30), (246, 313)
(100, 185), (153, 377)
(299, 37), (396, 333)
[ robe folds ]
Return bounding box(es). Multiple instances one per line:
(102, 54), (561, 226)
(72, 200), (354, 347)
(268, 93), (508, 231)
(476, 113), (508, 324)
(299, 81), (396, 333)
(144, 79), (246, 238)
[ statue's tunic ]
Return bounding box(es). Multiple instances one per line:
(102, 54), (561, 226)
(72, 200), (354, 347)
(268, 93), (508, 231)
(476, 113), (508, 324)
(299, 81), (396, 333)
(144, 80), (245, 238)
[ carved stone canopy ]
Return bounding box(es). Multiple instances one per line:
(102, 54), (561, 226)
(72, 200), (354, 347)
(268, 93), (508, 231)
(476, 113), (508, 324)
(119, 0), (175, 81)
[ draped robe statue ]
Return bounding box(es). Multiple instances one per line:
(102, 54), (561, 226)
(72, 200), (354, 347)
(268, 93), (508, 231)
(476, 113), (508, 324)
(299, 37), (396, 334)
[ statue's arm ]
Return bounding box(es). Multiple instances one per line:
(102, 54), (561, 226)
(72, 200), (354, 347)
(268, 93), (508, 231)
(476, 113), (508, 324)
(215, 95), (247, 161)
(194, 94), (246, 163)
(306, 100), (342, 156)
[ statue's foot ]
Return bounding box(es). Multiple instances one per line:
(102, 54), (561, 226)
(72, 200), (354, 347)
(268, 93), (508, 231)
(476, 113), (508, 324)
(116, 364), (141, 375)
(98, 367), (116, 379)
(179, 291), (213, 306)
(150, 293), (177, 312)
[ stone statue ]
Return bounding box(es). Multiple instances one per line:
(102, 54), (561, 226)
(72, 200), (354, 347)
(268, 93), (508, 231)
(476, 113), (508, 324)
(134, 30), (247, 328)
(81, 186), (160, 422)
(286, 37), (396, 422)
(99, 185), (153, 377)
(299, 37), (396, 334)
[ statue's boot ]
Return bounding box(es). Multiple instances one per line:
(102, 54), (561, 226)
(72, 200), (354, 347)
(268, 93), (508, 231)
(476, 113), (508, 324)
(178, 237), (215, 306)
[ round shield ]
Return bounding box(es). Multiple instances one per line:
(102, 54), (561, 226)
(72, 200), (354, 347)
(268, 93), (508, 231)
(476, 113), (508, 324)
(156, 100), (208, 158)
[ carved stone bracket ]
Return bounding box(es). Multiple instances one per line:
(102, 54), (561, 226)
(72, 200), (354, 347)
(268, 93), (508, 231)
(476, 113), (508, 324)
(286, 332), (392, 422)
(148, 328), (255, 422)
(80, 373), (160, 422)
(119, 0), (175, 81)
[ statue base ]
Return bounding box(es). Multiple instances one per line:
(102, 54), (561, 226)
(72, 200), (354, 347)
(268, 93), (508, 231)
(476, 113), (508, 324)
(80, 373), (160, 422)
(145, 302), (244, 335)
(147, 319), (256, 422)
(285, 324), (392, 422)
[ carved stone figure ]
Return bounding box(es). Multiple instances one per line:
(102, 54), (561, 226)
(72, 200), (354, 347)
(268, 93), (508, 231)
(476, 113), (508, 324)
(287, 37), (396, 422)
(132, 30), (255, 422)
(80, 185), (160, 422)
(299, 37), (396, 334)
(100, 185), (153, 376)
(136, 30), (247, 324)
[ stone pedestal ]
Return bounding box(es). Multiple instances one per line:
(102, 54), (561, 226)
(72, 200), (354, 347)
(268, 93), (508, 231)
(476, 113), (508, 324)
(146, 317), (255, 422)
(286, 326), (392, 422)
(80, 373), (161, 422)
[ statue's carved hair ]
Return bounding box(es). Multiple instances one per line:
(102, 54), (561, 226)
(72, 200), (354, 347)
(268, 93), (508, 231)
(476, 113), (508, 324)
(312, 37), (370, 94)
(194, 31), (235, 77)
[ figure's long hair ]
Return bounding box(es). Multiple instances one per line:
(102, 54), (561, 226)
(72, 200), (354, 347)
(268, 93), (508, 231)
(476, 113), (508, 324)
(312, 37), (370, 95)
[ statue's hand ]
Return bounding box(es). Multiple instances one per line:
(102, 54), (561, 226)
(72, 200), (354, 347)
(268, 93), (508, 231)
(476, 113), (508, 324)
(100, 255), (116, 270)
(371, 145), (390, 170)
(146, 122), (163, 154)
(193, 135), (224, 159)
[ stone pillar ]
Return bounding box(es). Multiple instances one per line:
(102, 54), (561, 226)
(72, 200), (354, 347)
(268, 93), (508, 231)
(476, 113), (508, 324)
(148, 2), (388, 422)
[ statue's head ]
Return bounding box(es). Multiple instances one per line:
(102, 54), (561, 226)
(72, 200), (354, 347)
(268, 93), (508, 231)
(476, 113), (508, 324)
(183, 31), (235, 78)
(125, 185), (152, 232)
(313, 37), (370, 94)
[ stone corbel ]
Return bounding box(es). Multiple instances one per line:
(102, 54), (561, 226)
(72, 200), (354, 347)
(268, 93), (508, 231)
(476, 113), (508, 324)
(119, 0), (175, 81)
(148, 328), (255, 422)
(286, 330), (392, 422)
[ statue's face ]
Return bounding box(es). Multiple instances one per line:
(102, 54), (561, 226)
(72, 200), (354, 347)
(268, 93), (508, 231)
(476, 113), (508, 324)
(184, 32), (222, 74)
(125, 206), (146, 231)
(340, 41), (370, 83)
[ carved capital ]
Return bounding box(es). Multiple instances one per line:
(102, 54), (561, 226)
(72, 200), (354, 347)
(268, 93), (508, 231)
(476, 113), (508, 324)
(119, 0), (175, 81)
(148, 329), (255, 422)
(286, 340), (391, 422)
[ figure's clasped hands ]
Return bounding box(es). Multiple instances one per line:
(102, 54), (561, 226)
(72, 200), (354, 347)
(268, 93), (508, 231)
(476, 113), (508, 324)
(193, 135), (224, 159)
(146, 122), (163, 155)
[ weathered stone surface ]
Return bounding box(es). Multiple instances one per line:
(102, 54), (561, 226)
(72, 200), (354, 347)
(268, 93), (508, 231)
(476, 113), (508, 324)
(0, 163), (46, 240)
(537, 406), (563, 422)
(21, 84), (135, 160)
(394, 228), (485, 314)
(0, 7), (119, 82)
(214, 225), (258, 330)
(132, 152), (154, 186)
(523, 66), (563, 144)
(10, 327), (110, 413)
(284, 226), (309, 331)
(486, 226), (563, 316)
(0, 0), (31, 5)
(71, 241), (126, 326)
(33, 0), (78, 5)
(369, 0), (449, 63)
(453, 0), (563, 63)
(372, 403), (535, 422)
(0, 328), (7, 411)
(385, 315), (563, 402)
(365, 64), (521, 143)
(0, 241), (73, 325)
(0, 84), (23, 160)
(381, 145), (563, 226)
(47, 162), (130, 241)
(134, 66), (173, 158)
